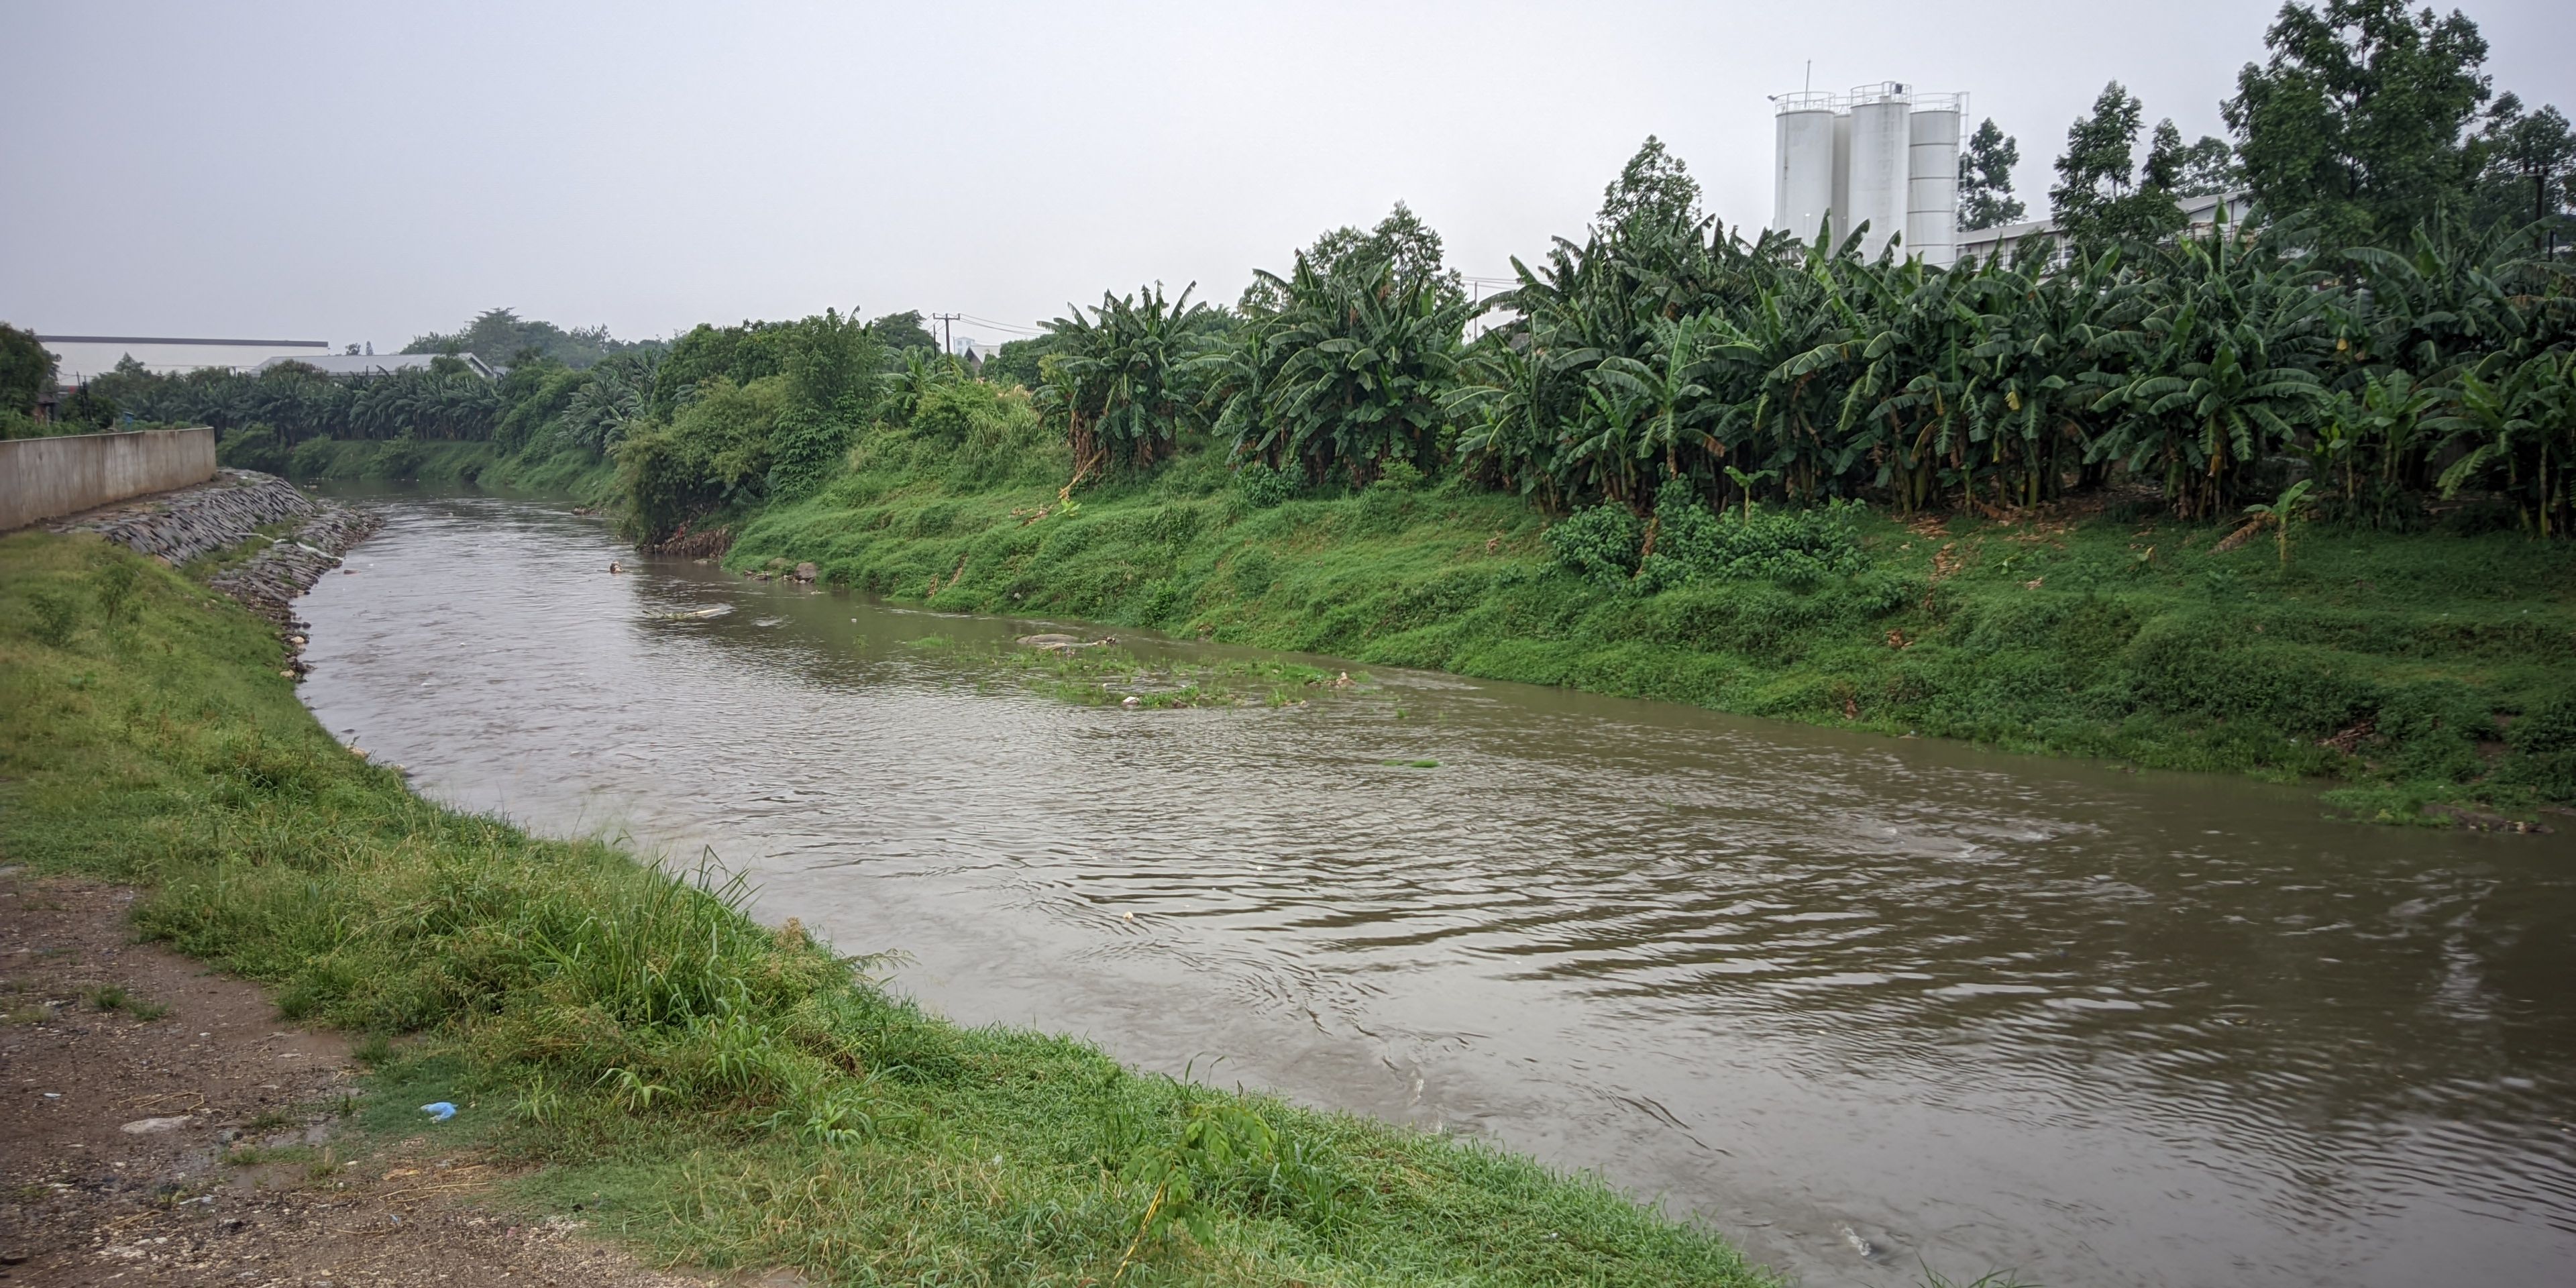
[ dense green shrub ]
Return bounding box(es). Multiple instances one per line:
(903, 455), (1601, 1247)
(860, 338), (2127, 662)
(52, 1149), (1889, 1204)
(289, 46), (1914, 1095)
(1232, 462), (1294, 508)
(2500, 689), (2576, 800)
(1546, 506), (1643, 586)
(215, 424), (290, 474)
(1639, 484), (1868, 592)
(2121, 612), (2377, 735)
(614, 376), (788, 541)
(764, 407), (851, 501)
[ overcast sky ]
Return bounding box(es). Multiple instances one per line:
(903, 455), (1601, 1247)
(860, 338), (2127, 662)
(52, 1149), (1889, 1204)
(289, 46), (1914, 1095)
(6, 0), (2571, 376)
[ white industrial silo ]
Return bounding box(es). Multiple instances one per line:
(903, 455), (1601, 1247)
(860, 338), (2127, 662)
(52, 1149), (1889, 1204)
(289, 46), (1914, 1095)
(1907, 93), (1964, 268)
(1845, 83), (1912, 260)
(1771, 93), (1838, 243)
(1831, 110), (1853, 244)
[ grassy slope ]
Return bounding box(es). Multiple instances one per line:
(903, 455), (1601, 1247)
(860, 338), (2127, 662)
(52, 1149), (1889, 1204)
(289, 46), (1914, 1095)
(731, 443), (2576, 822)
(0, 529), (1766, 1287)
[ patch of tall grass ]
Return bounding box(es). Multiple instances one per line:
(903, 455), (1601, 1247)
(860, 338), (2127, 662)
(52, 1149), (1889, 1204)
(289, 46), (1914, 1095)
(0, 529), (1768, 1286)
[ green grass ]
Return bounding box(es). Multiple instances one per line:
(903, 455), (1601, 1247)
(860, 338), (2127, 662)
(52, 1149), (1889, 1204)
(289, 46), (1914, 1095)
(727, 437), (2576, 824)
(83, 983), (171, 1020)
(0, 527), (1768, 1287)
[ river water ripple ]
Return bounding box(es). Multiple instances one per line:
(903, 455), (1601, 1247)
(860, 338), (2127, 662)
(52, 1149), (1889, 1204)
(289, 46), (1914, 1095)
(295, 492), (2576, 1287)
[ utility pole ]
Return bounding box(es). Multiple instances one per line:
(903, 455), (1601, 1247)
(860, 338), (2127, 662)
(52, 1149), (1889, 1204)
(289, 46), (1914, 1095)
(932, 312), (962, 356)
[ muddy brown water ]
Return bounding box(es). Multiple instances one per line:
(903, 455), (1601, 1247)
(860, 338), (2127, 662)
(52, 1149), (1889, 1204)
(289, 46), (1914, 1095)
(292, 491), (2576, 1287)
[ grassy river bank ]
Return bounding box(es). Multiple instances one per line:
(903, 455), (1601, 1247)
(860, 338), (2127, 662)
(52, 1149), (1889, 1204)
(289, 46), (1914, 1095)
(0, 526), (1770, 1285)
(724, 440), (2576, 829)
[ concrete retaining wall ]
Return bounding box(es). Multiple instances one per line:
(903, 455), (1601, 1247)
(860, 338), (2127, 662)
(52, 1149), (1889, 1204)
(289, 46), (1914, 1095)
(0, 427), (218, 531)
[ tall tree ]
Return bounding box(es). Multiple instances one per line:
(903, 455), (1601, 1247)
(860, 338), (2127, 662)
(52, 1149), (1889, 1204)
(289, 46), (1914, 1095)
(1241, 203), (1465, 313)
(402, 307), (655, 369)
(1957, 118), (2027, 230)
(2053, 83), (2186, 244)
(1597, 136), (1704, 239)
(0, 323), (55, 415)
(2223, 0), (2496, 247)
(2176, 135), (2246, 197)
(2473, 95), (2576, 237)
(867, 310), (941, 354)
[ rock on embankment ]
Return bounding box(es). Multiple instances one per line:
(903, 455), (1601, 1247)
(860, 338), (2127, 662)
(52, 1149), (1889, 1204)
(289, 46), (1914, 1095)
(53, 468), (319, 564)
(52, 469), (383, 651)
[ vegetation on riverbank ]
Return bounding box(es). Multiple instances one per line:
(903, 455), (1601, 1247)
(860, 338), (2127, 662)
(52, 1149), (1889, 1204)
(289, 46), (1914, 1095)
(0, 528), (1769, 1285)
(731, 437), (2576, 826)
(229, 436), (622, 500)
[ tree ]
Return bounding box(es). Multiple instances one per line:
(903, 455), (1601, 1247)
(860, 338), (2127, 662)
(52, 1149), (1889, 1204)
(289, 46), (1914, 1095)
(2177, 136), (2245, 197)
(402, 307), (655, 369)
(1957, 118), (2027, 230)
(2224, 0), (2496, 247)
(1242, 254), (1468, 484)
(2143, 121), (2240, 197)
(2473, 95), (2576, 238)
(868, 311), (940, 355)
(2053, 83), (2186, 244)
(1240, 203), (1466, 313)
(0, 323), (54, 415)
(1597, 136), (1703, 239)
(1038, 284), (1209, 474)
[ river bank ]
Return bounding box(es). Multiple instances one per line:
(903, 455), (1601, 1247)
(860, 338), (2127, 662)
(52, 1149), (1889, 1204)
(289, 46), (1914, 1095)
(727, 451), (2576, 827)
(0, 866), (720, 1288)
(0, 506), (1770, 1283)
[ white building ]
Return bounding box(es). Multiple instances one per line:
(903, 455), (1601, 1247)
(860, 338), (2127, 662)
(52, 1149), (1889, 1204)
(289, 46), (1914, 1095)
(254, 352), (495, 379)
(1951, 189), (2256, 268)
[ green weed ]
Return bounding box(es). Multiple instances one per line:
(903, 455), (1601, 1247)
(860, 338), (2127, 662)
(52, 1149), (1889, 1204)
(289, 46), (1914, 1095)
(83, 983), (166, 1018)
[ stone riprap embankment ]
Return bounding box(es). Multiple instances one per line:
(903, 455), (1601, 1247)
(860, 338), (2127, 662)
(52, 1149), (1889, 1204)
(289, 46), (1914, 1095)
(207, 504), (382, 633)
(53, 468), (319, 564)
(52, 468), (382, 651)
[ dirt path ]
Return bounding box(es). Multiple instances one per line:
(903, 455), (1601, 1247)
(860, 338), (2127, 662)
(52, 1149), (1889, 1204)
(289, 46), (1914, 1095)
(0, 867), (774, 1287)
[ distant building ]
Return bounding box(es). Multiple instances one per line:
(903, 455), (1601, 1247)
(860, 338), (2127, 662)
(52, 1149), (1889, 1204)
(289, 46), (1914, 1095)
(1953, 189), (2255, 268)
(254, 352), (494, 379)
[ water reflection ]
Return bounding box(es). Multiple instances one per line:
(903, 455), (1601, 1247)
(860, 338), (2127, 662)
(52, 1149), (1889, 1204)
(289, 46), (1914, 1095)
(298, 491), (2576, 1287)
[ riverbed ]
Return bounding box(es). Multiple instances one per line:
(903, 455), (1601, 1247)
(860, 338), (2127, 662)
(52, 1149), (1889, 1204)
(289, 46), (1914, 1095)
(294, 490), (2576, 1287)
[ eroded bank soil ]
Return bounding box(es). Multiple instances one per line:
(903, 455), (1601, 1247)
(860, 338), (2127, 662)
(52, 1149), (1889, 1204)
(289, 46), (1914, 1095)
(0, 867), (765, 1288)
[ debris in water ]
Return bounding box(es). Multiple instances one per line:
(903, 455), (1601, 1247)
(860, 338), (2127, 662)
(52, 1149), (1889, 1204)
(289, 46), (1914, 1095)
(1016, 633), (1115, 651)
(659, 605), (733, 622)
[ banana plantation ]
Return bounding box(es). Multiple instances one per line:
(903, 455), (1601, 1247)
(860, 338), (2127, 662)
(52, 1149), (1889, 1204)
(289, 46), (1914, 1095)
(1030, 204), (2575, 535)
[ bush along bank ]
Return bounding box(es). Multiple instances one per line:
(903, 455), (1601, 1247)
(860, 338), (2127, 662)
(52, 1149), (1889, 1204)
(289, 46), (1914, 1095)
(214, 435), (623, 501)
(728, 445), (2576, 829)
(0, 528), (1771, 1287)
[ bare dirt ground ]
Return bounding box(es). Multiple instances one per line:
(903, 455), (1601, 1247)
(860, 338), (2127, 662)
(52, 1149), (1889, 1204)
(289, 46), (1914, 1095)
(0, 867), (787, 1288)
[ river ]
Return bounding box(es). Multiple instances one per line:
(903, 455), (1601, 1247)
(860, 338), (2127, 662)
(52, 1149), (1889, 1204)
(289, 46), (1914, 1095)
(292, 490), (2576, 1287)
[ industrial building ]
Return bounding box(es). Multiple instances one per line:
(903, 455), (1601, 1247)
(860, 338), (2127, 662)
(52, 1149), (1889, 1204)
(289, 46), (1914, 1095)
(252, 352), (496, 379)
(1949, 188), (2255, 268)
(1770, 83), (1964, 266)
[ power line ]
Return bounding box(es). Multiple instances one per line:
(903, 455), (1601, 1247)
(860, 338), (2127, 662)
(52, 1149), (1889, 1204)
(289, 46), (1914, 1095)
(959, 313), (1044, 336)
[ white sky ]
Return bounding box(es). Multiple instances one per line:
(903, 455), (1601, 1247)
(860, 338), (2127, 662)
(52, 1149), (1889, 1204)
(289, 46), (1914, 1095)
(6, 0), (2571, 376)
